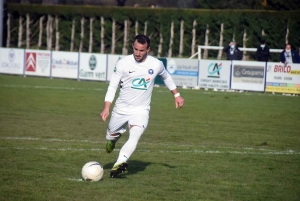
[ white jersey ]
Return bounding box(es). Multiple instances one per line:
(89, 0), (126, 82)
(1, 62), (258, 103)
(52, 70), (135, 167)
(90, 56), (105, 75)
(105, 54), (176, 114)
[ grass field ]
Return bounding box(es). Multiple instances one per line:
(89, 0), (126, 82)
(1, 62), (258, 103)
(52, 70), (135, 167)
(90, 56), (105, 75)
(0, 74), (299, 201)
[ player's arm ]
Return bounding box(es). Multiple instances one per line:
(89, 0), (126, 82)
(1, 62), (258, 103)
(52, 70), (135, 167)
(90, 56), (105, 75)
(170, 88), (185, 109)
(158, 64), (184, 109)
(100, 64), (123, 122)
(100, 101), (112, 122)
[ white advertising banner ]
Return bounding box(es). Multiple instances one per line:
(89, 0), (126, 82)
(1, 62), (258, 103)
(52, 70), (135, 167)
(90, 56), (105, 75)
(51, 51), (79, 79)
(266, 62), (300, 94)
(79, 53), (107, 81)
(166, 58), (198, 87)
(199, 60), (231, 89)
(106, 54), (124, 81)
(231, 61), (266, 91)
(25, 49), (51, 77)
(0, 48), (24, 75)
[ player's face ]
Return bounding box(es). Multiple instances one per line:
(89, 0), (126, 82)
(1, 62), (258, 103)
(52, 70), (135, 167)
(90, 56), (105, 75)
(132, 41), (150, 62)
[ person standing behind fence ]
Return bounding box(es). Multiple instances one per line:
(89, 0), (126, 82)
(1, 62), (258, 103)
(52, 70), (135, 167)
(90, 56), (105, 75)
(255, 40), (270, 62)
(116, 0), (126, 6)
(223, 42), (243, 60)
(280, 44), (300, 65)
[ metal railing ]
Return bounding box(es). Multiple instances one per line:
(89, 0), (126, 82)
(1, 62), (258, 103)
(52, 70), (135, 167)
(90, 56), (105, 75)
(190, 46), (283, 60)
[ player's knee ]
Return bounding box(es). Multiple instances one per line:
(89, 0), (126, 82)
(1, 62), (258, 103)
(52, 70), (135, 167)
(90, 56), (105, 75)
(106, 129), (121, 140)
(129, 126), (144, 140)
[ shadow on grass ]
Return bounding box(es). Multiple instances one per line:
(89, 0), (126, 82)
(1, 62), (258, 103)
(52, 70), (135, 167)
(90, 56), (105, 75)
(103, 160), (176, 179)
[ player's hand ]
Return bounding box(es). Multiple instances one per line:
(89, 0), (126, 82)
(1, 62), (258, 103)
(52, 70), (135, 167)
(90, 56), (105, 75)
(100, 109), (110, 122)
(175, 96), (184, 109)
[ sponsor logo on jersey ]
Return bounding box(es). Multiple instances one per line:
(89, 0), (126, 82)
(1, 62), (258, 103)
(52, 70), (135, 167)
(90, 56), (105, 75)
(148, 69), (154, 75)
(131, 78), (150, 90)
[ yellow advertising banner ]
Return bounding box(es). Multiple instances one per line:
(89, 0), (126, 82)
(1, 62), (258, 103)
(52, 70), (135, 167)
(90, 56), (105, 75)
(266, 63), (300, 94)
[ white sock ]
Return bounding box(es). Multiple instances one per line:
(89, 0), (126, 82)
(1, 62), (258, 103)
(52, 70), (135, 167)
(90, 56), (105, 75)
(115, 126), (143, 165)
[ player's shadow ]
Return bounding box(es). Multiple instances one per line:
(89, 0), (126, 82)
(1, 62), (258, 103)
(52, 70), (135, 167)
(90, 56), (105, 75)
(103, 160), (176, 179)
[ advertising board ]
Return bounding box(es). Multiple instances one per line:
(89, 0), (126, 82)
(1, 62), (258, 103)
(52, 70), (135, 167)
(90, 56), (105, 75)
(0, 48), (24, 75)
(266, 62), (300, 94)
(166, 58), (198, 87)
(25, 49), (51, 77)
(106, 54), (124, 81)
(231, 61), (266, 91)
(51, 51), (79, 79)
(199, 60), (231, 89)
(79, 53), (107, 81)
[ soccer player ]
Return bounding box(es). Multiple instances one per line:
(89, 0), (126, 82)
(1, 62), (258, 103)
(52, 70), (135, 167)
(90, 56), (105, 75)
(100, 34), (185, 177)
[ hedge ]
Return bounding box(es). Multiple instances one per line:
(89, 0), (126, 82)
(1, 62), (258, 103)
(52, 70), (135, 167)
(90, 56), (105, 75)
(5, 4), (300, 60)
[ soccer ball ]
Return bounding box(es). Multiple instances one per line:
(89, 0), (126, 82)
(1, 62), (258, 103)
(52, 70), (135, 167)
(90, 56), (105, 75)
(81, 161), (104, 182)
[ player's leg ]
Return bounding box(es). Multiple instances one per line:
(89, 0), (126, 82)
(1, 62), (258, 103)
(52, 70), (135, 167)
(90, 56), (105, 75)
(114, 126), (144, 163)
(110, 110), (149, 177)
(106, 111), (128, 153)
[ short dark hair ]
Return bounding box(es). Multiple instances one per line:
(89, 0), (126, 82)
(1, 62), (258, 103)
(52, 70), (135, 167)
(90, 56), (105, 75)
(133, 35), (150, 48)
(260, 39), (265, 44)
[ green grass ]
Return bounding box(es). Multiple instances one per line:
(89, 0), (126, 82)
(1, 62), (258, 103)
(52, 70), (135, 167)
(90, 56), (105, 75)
(0, 74), (299, 201)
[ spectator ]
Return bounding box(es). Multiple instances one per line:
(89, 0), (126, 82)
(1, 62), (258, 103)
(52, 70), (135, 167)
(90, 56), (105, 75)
(280, 44), (300, 65)
(116, 0), (126, 7)
(255, 40), (270, 62)
(223, 41), (243, 60)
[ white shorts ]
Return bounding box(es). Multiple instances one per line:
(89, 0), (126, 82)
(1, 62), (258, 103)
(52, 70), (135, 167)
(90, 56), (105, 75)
(107, 109), (149, 135)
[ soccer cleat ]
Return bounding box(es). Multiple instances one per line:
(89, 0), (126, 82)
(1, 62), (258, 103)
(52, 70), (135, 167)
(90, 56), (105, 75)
(110, 162), (128, 178)
(106, 135), (121, 153)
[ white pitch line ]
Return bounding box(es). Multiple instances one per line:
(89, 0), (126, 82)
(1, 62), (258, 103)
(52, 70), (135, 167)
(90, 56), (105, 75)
(0, 146), (106, 151)
(0, 136), (283, 152)
(0, 84), (103, 91)
(1, 84), (298, 98)
(0, 146), (299, 155)
(67, 178), (84, 182)
(0, 136), (100, 143)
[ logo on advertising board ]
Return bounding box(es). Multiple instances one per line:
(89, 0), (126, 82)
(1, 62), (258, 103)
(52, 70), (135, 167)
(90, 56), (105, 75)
(8, 49), (15, 62)
(233, 65), (264, 78)
(268, 64), (292, 73)
(167, 59), (177, 74)
(26, 52), (36, 72)
(0, 49), (22, 71)
(167, 59), (198, 76)
(131, 78), (150, 90)
(89, 55), (97, 70)
(208, 63), (222, 78)
(80, 54), (106, 79)
(52, 59), (78, 69)
(114, 57), (122, 73)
